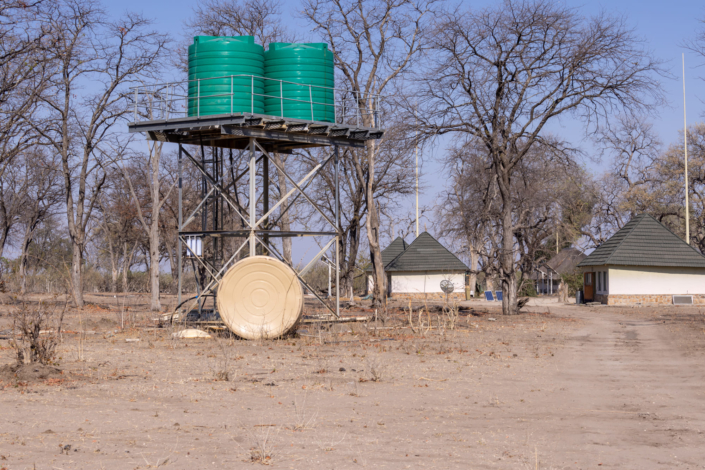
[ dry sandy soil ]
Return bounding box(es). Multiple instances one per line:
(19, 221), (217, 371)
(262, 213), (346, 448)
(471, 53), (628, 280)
(1, 294), (705, 469)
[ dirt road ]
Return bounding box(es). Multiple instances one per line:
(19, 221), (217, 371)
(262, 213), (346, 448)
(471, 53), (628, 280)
(1, 297), (704, 469)
(526, 309), (705, 468)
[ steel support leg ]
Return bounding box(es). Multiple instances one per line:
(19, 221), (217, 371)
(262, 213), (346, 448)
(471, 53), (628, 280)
(249, 138), (256, 257)
(335, 145), (340, 317)
(263, 151), (269, 255)
(178, 145), (183, 307)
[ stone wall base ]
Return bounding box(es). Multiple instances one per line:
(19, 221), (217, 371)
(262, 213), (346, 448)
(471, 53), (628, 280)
(391, 292), (466, 302)
(596, 294), (705, 305)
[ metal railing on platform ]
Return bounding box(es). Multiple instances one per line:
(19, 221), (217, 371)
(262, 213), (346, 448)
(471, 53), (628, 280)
(131, 74), (383, 129)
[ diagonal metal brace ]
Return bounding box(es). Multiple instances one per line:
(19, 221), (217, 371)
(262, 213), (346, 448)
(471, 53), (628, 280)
(181, 186), (215, 230)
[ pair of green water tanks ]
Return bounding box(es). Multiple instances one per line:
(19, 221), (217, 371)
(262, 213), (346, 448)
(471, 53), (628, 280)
(187, 36), (334, 122)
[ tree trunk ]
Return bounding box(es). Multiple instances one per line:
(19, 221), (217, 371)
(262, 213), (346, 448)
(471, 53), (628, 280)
(149, 222), (161, 311)
(499, 176), (518, 315)
(19, 224), (32, 295)
(148, 143), (162, 312)
(468, 244), (479, 298)
(344, 219), (361, 300)
(111, 264), (118, 293)
(122, 241), (131, 293)
(166, 240), (177, 282)
(71, 242), (84, 308)
(105, 230), (118, 293)
(366, 191), (386, 306)
(0, 227), (10, 261)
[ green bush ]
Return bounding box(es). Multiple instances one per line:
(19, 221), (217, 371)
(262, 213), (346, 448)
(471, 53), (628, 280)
(561, 270), (583, 296)
(518, 280), (538, 297)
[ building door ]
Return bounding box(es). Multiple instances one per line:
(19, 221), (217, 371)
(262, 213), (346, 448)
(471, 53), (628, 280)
(583, 272), (594, 302)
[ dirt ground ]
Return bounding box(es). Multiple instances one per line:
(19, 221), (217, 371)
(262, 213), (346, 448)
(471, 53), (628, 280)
(1, 294), (705, 469)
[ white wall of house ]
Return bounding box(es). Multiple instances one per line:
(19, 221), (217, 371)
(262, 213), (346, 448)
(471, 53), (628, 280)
(591, 266), (705, 295)
(367, 272), (465, 294)
(391, 272), (465, 294)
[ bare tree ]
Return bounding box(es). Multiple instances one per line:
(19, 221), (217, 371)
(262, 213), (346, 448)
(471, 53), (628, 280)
(0, 163), (26, 259)
(110, 140), (177, 311)
(95, 170), (143, 293)
(576, 115), (665, 246)
(15, 149), (63, 294)
(412, 0), (664, 314)
(32, 0), (168, 307)
(185, 0), (297, 46)
(440, 133), (591, 299)
(303, 0), (438, 306)
(650, 124), (705, 253)
(0, 1), (51, 178)
(686, 16), (705, 87)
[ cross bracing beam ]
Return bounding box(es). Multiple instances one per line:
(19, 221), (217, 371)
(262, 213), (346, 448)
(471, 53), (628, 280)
(180, 146), (251, 227)
(179, 230), (337, 238)
(253, 140), (337, 230)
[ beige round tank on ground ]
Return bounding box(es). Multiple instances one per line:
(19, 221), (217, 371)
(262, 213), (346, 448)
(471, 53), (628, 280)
(217, 256), (303, 339)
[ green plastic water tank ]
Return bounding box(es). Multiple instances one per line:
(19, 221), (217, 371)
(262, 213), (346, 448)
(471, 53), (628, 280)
(263, 43), (334, 122)
(188, 36), (264, 116)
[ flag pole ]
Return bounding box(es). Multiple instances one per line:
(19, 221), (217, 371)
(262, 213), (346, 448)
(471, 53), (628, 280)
(683, 53), (690, 244)
(415, 102), (419, 237)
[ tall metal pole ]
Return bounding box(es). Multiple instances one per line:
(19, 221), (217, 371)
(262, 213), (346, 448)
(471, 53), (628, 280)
(683, 53), (690, 244)
(335, 145), (340, 317)
(249, 138), (256, 256)
(415, 104), (419, 237)
(177, 145), (183, 306)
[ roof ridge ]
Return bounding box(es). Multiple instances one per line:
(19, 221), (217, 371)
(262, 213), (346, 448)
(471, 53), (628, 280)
(385, 245), (407, 268)
(388, 232), (468, 270)
(603, 215), (642, 264)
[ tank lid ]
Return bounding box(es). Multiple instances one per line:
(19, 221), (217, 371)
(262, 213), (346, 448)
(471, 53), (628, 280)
(193, 35), (256, 45)
(268, 42), (329, 51)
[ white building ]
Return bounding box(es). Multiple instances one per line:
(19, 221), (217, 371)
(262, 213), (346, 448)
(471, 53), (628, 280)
(578, 214), (705, 305)
(366, 232), (469, 301)
(532, 247), (586, 294)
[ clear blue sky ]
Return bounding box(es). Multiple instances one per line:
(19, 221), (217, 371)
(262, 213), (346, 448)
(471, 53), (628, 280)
(108, 0), (705, 258)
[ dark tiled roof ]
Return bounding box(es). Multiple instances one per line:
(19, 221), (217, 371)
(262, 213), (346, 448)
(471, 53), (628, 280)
(578, 214), (705, 268)
(365, 237), (407, 272)
(385, 232), (469, 272)
(546, 248), (587, 274)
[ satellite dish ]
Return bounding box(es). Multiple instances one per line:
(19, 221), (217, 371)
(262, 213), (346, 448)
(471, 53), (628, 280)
(440, 280), (454, 294)
(217, 256), (303, 340)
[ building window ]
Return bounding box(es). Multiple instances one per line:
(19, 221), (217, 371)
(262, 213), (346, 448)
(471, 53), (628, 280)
(604, 271), (608, 294)
(585, 272), (592, 285)
(597, 272), (601, 292)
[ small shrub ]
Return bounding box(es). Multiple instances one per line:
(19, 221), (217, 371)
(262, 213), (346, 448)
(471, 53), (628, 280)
(211, 335), (234, 381)
(367, 356), (385, 382)
(10, 299), (67, 365)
